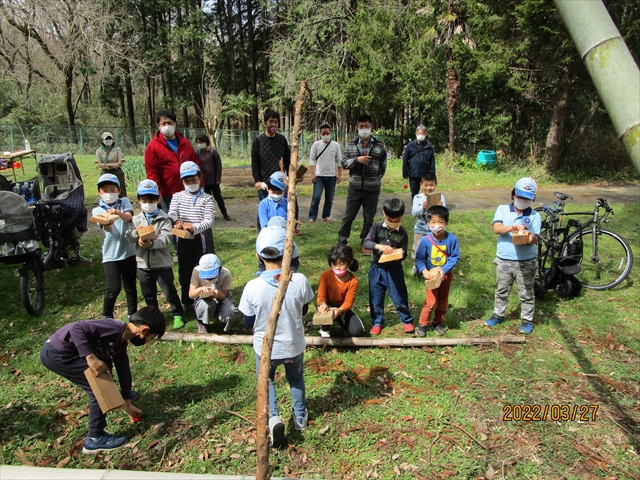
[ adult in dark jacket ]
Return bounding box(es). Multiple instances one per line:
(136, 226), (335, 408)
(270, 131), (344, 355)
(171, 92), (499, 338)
(144, 110), (199, 210)
(251, 109), (300, 232)
(402, 125), (435, 200)
(337, 114), (387, 254)
(196, 133), (230, 221)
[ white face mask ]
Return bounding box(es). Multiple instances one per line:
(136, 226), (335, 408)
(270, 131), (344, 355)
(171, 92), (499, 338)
(185, 183), (201, 193)
(269, 193), (283, 202)
(514, 198), (533, 210)
(160, 125), (175, 137)
(197, 143), (207, 150)
(140, 202), (157, 214)
(100, 193), (118, 204)
(103, 139), (113, 147)
(321, 135), (331, 143)
(416, 135), (426, 142)
(358, 129), (371, 140)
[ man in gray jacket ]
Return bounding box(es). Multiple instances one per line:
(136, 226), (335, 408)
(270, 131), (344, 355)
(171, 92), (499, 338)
(337, 114), (387, 254)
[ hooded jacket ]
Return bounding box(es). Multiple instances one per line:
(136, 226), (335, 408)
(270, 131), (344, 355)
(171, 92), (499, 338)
(144, 131), (199, 198)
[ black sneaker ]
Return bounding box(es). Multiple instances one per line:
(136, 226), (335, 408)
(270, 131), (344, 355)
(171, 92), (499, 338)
(416, 325), (427, 337)
(224, 215), (231, 221)
(434, 324), (446, 336)
(82, 433), (127, 454)
(129, 390), (138, 401)
(269, 416), (287, 449)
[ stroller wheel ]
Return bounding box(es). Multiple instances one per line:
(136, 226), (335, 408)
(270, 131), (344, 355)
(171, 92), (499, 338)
(534, 278), (546, 301)
(554, 278), (574, 298)
(569, 277), (582, 297)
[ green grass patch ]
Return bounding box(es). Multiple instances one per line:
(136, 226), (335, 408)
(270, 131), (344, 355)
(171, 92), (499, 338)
(0, 197), (638, 478)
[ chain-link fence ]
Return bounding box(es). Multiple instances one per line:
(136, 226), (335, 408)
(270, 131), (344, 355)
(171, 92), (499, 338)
(0, 124), (368, 165)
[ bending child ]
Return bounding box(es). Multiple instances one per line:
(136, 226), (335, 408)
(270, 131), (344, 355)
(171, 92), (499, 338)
(40, 306), (165, 454)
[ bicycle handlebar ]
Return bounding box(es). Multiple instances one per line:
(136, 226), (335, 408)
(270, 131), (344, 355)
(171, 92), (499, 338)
(597, 197), (614, 215)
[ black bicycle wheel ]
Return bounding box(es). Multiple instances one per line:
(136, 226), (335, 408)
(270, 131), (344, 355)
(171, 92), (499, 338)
(20, 261), (45, 316)
(535, 207), (555, 272)
(564, 227), (634, 290)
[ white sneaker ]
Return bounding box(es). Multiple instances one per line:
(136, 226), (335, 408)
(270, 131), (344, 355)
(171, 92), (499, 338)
(268, 415), (287, 448)
(292, 408), (308, 431)
(319, 328), (331, 338)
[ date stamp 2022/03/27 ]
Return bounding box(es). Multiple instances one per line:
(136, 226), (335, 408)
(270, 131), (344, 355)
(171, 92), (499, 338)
(503, 404), (599, 422)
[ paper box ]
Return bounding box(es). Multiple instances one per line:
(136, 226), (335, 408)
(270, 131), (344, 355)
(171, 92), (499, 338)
(426, 193), (442, 208)
(137, 225), (156, 241)
(296, 164), (308, 181)
(172, 227), (194, 239)
(313, 311), (334, 325)
(512, 230), (529, 245)
(379, 248), (404, 263)
(425, 268), (443, 290)
(90, 213), (120, 225)
(84, 369), (125, 414)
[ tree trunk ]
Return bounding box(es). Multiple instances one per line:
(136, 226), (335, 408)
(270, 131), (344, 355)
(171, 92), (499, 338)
(544, 63), (574, 170)
(146, 74), (154, 128)
(124, 61), (137, 143)
(246, 0), (259, 130)
(117, 76), (126, 120)
(256, 79), (309, 480)
(64, 63), (75, 125)
(445, 61), (459, 163)
(226, 0), (237, 90)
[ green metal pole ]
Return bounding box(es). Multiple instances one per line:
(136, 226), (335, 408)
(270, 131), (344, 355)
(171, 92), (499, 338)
(554, 0), (640, 172)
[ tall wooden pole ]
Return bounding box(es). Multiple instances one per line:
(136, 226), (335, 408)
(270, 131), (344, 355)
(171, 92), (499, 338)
(256, 79), (310, 480)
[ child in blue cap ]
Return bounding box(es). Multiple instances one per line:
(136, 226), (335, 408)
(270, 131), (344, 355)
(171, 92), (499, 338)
(168, 161), (216, 327)
(92, 173), (137, 320)
(485, 177), (541, 334)
(189, 253), (239, 334)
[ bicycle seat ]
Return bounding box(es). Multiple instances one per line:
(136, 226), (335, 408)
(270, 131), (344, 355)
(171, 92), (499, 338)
(554, 192), (573, 201)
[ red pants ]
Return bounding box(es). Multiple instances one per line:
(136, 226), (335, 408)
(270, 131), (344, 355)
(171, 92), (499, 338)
(419, 272), (453, 326)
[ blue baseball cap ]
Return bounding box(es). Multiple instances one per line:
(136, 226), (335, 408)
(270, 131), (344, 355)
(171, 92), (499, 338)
(256, 226), (286, 259)
(514, 177), (537, 200)
(268, 171), (287, 191)
(137, 179), (160, 196)
(180, 161), (200, 178)
(266, 216), (287, 228)
(97, 173), (120, 187)
(198, 254), (221, 279)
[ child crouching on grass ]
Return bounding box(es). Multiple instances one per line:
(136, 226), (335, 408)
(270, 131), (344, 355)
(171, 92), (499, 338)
(40, 306), (165, 454)
(415, 206), (460, 336)
(126, 180), (184, 327)
(239, 226), (314, 448)
(316, 244), (364, 337)
(92, 173), (137, 321)
(189, 253), (239, 334)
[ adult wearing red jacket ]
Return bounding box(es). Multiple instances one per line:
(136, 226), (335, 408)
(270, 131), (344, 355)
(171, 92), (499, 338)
(144, 110), (199, 210)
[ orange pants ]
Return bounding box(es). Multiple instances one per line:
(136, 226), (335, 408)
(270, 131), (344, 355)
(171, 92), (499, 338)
(419, 272), (453, 326)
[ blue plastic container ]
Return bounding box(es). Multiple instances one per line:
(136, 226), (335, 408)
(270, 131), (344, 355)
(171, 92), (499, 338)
(477, 150), (497, 166)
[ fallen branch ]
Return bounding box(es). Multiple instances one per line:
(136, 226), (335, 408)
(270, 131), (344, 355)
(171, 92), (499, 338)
(161, 332), (526, 347)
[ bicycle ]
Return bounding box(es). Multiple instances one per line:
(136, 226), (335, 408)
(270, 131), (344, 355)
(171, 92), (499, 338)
(536, 192), (633, 291)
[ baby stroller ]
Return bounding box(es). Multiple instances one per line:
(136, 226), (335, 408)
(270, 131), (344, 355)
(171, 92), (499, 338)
(0, 190), (45, 315)
(535, 218), (583, 300)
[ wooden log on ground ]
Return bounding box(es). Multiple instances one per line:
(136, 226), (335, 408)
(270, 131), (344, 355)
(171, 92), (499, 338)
(161, 332), (526, 346)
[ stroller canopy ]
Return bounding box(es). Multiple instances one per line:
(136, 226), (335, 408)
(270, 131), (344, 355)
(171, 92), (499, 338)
(0, 191), (34, 234)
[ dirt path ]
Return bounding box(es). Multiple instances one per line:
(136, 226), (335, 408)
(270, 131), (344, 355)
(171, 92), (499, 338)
(216, 180), (640, 230)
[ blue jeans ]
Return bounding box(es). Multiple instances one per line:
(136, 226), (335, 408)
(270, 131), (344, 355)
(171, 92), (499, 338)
(308, 176), (336, 220)
(255, 352), (306, 419)
(368, 265), (414, 327)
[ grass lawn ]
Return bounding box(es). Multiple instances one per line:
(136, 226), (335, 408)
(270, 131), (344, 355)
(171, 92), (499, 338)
(0, 155), (638, 478)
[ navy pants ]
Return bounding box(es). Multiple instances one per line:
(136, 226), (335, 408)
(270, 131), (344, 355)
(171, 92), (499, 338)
(40, 341), (109, 438)
(368, 265), (414, 327)
(102, 256), (138, 318)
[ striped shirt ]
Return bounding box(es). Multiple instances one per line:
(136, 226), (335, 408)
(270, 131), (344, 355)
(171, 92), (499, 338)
(168, 190), (215, 234)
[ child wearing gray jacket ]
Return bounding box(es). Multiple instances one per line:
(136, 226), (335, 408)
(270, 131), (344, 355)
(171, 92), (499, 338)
(126, 179), (184, 326)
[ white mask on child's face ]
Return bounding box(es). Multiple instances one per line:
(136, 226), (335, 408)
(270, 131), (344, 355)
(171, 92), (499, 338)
(140, 202), (157, 214)
(430, 225), (445, 235)
(100, 193), (118, 204)
(269, 193), (283, 202)
(185, 183), (201, 193)
(514, 198), (532, 210)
